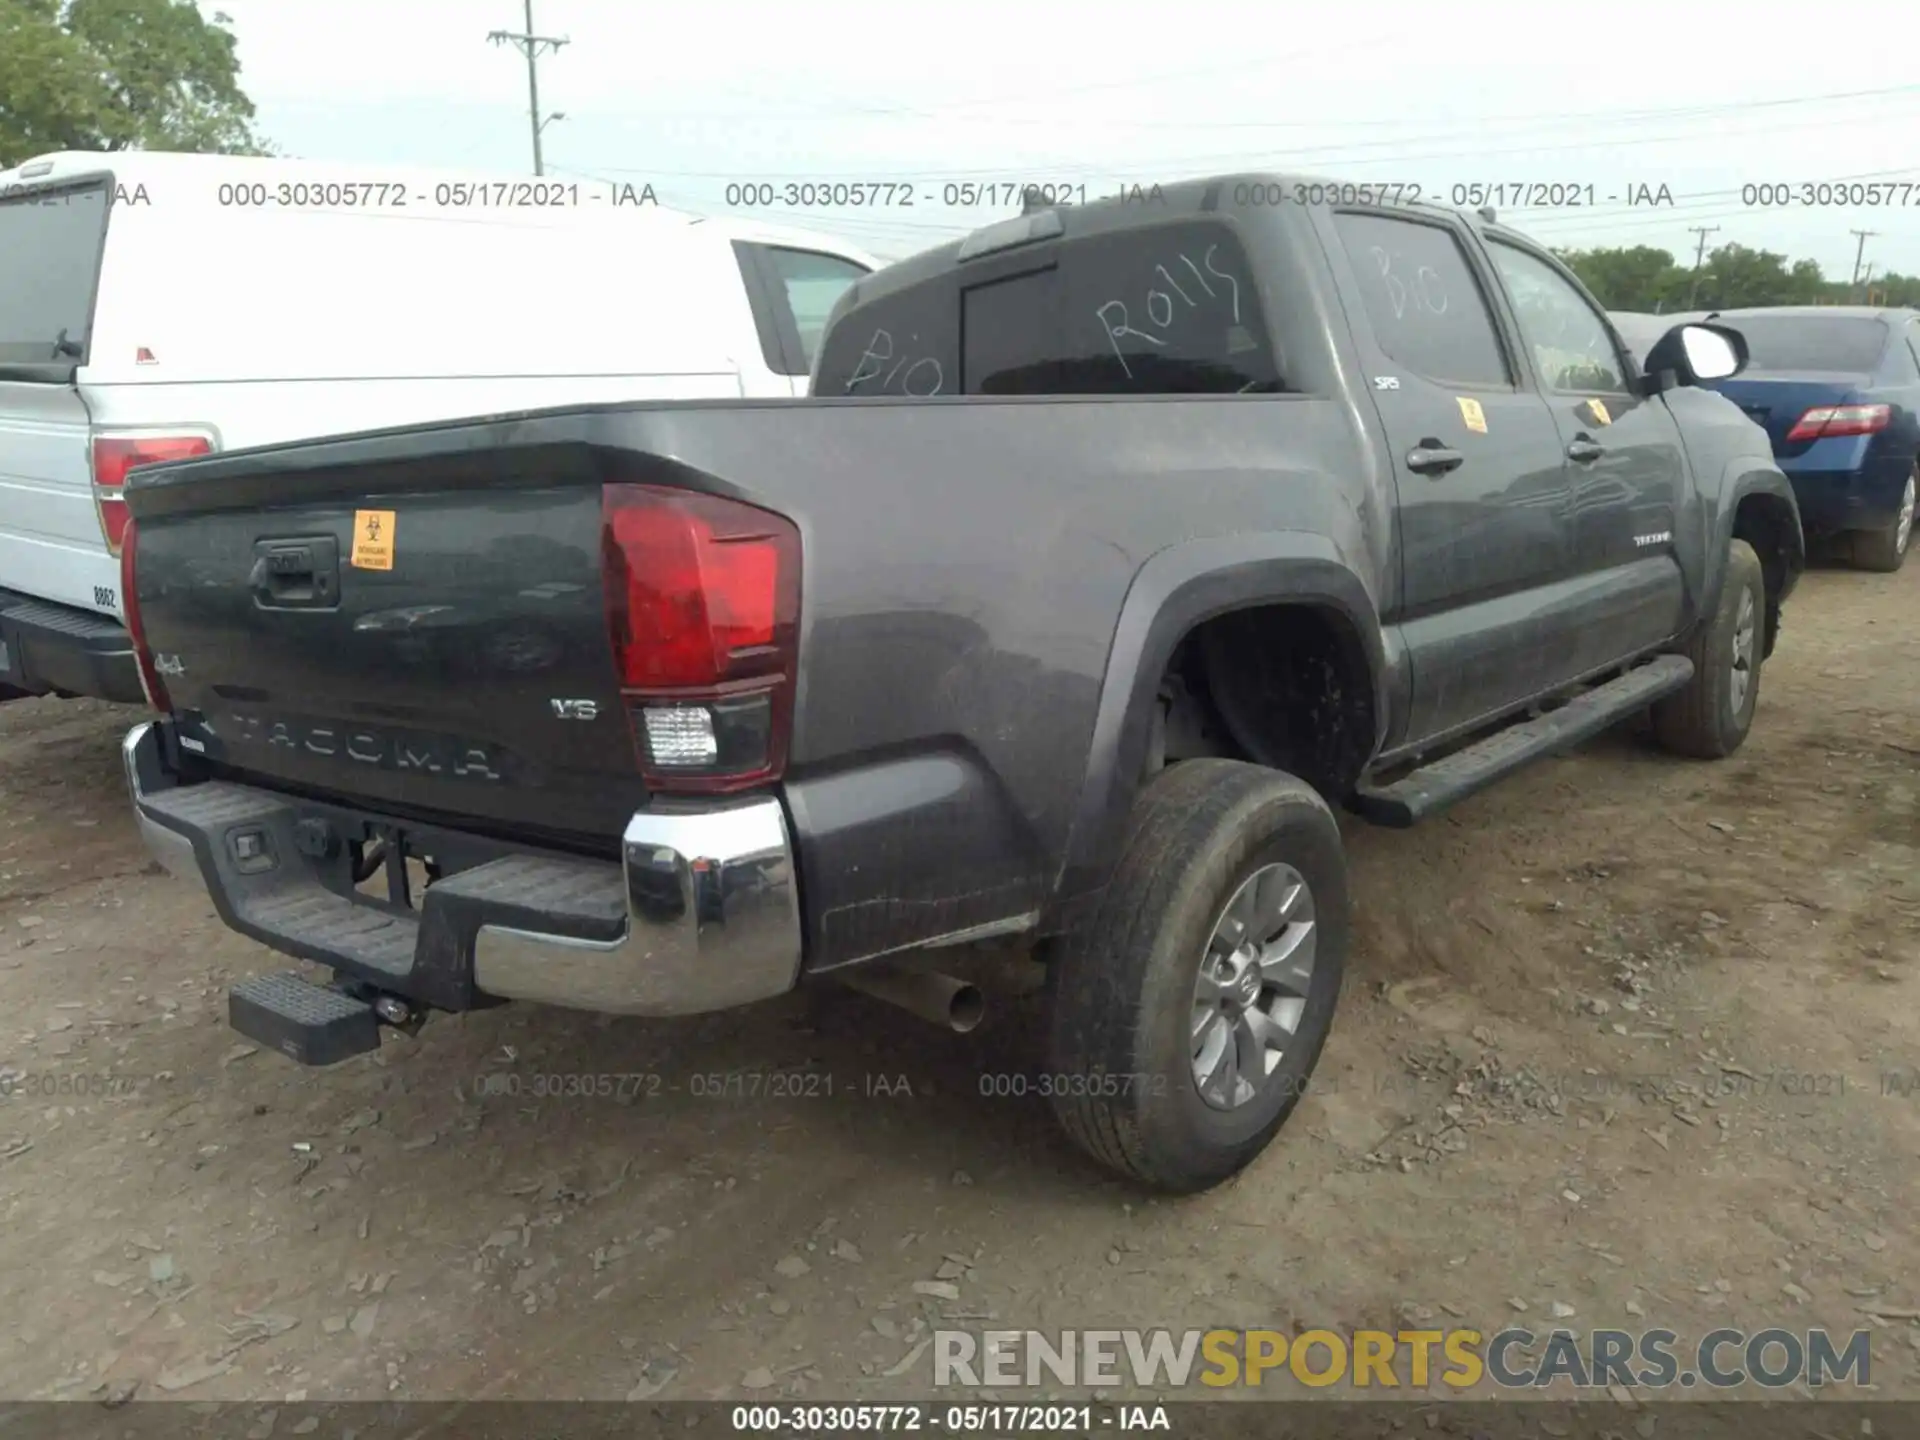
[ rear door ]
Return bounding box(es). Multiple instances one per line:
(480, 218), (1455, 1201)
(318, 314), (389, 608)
(0, 178), (114, 618)
(732, 243), (871, 395)
(1320, 206), (1575, 745)
(1480, 233), (1687, 673)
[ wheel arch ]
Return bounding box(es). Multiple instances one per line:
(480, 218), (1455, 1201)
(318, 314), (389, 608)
(1047, 531), (1387, 929)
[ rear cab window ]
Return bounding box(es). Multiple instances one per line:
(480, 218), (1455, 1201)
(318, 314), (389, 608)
(814, 217), (1287, 397)
(0, 178), (112, 377)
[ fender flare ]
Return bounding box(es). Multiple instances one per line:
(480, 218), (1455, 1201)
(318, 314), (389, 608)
(1698, 461), (1805, 649)
(1049, 531), (1387, 919)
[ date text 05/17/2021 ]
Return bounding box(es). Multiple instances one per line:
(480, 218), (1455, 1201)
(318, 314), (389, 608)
(713, 179), (1683, 211)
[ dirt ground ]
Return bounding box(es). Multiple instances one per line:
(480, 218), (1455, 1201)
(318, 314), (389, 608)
(1, 559), (1917, 1411)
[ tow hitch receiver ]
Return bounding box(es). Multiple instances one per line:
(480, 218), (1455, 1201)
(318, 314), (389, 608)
(229, 971), (383, 1066)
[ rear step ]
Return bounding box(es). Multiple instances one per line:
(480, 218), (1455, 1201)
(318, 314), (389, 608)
(230, 971), (382, 1066)
(1350, 655), (1695, 828)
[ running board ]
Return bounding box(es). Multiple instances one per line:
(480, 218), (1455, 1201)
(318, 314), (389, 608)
(1350, 655), (1695, 828)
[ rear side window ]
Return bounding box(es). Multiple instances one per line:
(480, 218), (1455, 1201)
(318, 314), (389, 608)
(815, 220), (1286, 397)
(0, 182), (110, 367)
(1331, 212), (1511, 388)
(1726, 315), (1889, 373)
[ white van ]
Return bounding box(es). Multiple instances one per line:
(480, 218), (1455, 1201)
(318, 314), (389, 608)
(0, 150), (877, 705)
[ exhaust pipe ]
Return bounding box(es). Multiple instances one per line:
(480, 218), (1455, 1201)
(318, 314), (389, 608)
(839, 962), (985, 1033)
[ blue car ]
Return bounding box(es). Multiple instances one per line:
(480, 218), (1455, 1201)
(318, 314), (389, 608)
(1699, 307), (1920, 572)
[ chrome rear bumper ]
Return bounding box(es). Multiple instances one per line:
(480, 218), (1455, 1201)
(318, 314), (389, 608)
(472, 802), (803, 1015)
(123, 720), (804, 1017)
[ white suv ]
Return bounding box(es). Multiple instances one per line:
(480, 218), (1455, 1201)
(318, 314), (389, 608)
(0, 149), (876, 705)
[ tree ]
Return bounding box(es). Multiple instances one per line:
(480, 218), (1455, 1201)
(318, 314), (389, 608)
(1689, 243), (1822, 310)
(1860, 271), (1920, 308)
(1558, 240), (1920, 313)
(1555, 245), (1690, 313)
(0, 0), (270, 167)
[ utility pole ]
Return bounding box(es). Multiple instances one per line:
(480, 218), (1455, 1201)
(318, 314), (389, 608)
(1849, 229), (1878, 298)
(1685, 225), (1719, 307)
(489, 0), (569, 176)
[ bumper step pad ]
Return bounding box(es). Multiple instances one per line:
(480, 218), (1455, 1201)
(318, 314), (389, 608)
(123, 718), (805, 1025)
(230, 971), (381, 1066)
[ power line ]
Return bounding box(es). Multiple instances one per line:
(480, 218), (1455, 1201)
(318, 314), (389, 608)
(833, 78), (1920, 129)
(1518, 165), (1920, 230)
(576, 100), (1920, 184)
(488, 0), (569, 177)
(549, 78), (1920, 136)
(558, 156), (1917, 280)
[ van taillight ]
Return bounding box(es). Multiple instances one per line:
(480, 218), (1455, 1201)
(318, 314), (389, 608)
(600, 484), (801, 793)
(1785, 403), (1890, 442)
(119, 516), (170, 713)
(92, 434), (212, 556)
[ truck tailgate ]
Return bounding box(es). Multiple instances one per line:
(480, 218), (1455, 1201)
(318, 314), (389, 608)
(125, 443), (643, 842)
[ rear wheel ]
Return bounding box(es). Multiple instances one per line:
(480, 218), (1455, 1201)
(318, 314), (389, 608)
(1652, 539), (1766, 759)
(1045, 759), (1348, 1193)
(1850, 464), (1916, 573)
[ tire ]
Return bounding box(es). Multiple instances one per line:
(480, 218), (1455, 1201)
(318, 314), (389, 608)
(1849, 464), (1916, 574)
(1045, 759), (1349, 1193)
(1651, 538), (1766, 759)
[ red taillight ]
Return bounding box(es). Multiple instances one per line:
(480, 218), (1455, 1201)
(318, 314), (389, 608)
(1785, 403), (1890, 443)
(92, 434), (212, 556)
(601, 485), (801, 792)
(120, 516), (170, 713)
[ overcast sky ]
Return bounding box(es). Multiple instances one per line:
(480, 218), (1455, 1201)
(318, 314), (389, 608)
(214, 0), (1920, 279)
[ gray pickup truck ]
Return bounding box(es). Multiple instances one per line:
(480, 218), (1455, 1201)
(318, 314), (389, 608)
(116, 175), (1804, 1193)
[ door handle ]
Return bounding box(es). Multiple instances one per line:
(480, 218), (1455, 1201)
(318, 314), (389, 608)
(1567, 438), (1605, 463)
(1406, 444), (1464, 476)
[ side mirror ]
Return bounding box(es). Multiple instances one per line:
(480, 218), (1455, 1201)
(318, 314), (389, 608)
(1643, 322), (1748, 390)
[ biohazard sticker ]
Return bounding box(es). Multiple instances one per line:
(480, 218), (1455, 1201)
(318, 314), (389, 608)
(351, 510), (396, 571)
(1456, 396), (1488, 434)
(1585, 398), (1613, 427)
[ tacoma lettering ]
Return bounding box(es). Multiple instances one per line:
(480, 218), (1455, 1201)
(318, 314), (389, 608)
(221, 715), (502, 781)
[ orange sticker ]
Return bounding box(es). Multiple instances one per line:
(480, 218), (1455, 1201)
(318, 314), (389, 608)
(1456, 396), (1488, 434)
(351, 510), (395, 571)
(1586, 398), (1613, 427)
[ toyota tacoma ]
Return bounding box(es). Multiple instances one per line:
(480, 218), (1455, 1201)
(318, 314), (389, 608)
(115, 176), (1804, 1192)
